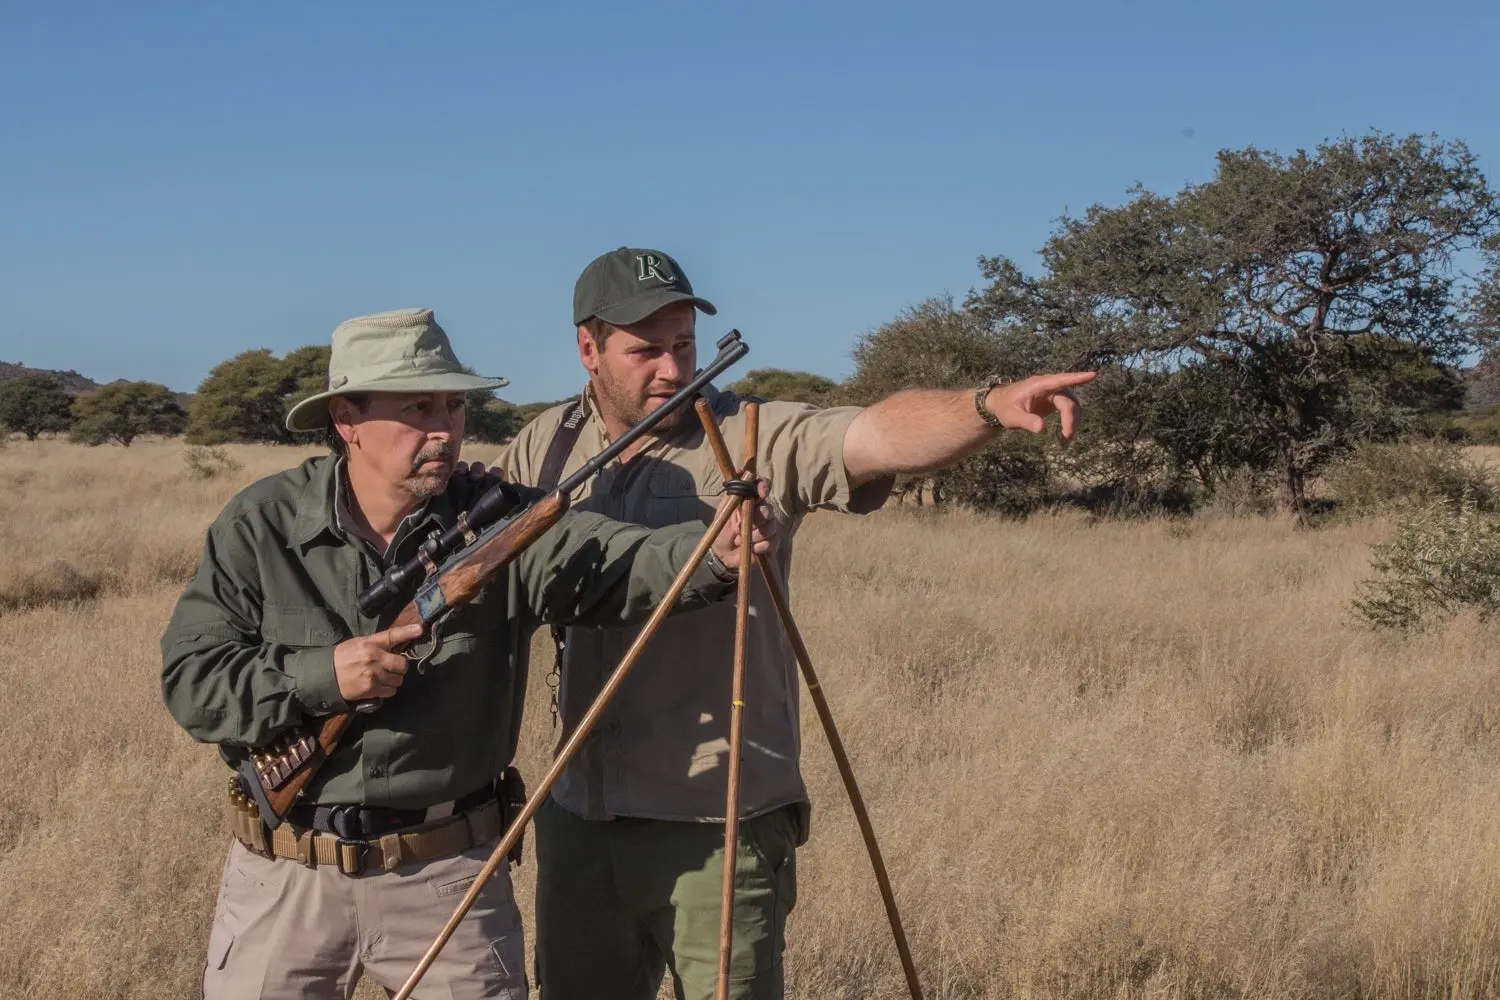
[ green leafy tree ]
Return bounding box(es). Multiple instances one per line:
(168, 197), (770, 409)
(70, 381), (187, 446)
(465, 400), (523, 444)
(970, 133), (1500, 514)
(281, 345), (334, 440)
(844, 296), (1025, 403)
(456, 367), (524, 444)
(187, 348), (323, 445)
(0, 373), (74, 441)
(727, 368), (839, 406)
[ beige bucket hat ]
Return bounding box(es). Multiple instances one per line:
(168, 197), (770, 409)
(285, 308), (508, 433)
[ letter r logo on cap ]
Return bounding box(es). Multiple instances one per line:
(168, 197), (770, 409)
(636, 253), (676, 284)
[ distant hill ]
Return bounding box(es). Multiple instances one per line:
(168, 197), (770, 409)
(0, 362), (195, 408)
(0, 362), (103, 394)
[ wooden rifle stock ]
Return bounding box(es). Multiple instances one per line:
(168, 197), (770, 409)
(413, 492), (570, 610)
(242, 492), (570, 826)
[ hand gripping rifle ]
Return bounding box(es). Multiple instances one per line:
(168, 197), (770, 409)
(238, 330), (750, 828)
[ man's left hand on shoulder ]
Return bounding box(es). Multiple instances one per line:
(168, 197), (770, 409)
(452, 461), (506, 491)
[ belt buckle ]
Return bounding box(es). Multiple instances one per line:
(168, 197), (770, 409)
(335, 838), (370, 877)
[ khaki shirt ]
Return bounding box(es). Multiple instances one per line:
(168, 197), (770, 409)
(160, 455), (735, 809)
(496, 385), (892, 823)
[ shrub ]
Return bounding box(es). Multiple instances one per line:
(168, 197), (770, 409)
(1325, 440), (1496, 516)
(1353, 496), (1500, 631)
(1447, 404), (1500, 445)
(933, 438), (1053, 518)
(183, 445), (243, 480)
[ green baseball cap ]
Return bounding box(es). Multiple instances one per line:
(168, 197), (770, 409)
(285, 308), (508, 433)
(573, 247), (717, 327)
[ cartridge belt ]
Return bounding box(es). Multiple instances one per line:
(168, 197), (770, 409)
(225, 776), (504, 877)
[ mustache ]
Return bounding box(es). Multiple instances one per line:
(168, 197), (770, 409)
(411, 442), (457, 473)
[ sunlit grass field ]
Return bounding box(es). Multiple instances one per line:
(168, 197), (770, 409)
(2, 438), (1498, 999)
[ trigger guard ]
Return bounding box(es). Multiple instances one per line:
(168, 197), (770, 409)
(405, 622), (445, 673)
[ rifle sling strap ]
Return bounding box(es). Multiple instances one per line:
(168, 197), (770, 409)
(537, 399), (587, 494)
(538, 399), (587, 726)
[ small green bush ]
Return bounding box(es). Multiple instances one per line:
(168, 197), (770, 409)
(1353, 496), (1500, 631)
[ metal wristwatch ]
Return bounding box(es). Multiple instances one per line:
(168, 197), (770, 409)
(974, 374), (1009, 428)
(705, 546), (737, 582)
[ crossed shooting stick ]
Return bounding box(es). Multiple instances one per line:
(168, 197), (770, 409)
(392, 400), (924, 1000)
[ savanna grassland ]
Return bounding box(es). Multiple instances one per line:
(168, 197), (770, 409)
(2, 438), (1499, 999)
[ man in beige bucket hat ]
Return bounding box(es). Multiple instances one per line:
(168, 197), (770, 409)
(162, 307), (779, 1000)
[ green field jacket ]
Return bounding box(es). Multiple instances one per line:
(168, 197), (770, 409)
(160, 455), (732, 809)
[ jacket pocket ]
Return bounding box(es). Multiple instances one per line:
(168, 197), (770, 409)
(262, 603), (350, 646)
(647, 464), (723, 527)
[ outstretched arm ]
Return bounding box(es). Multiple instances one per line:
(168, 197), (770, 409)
(841, 372), (1096, 488)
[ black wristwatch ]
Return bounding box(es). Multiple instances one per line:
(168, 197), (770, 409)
(974, 374), (1009, 428)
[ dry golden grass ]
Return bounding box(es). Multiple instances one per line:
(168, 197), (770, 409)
(2, 438), (1499, 999)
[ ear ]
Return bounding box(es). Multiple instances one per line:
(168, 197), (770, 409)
(328, 398), (360, 450)
(577, 326), (601, 378)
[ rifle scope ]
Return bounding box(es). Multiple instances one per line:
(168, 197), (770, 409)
(355, 330), (749, 618)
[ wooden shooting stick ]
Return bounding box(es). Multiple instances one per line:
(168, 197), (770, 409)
(392, 494), (745, 1000)
(695, 398), (926, 1000)
(715, 403), (759, 999)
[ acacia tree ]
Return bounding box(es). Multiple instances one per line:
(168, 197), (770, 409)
(188, 348), (332, 444)
(71, 381), (187, 446)
(1471, 259), (1500, 350)
(727, 368), (839, 406)
(970, 133), (1499, 513)
(0, 373), (73, 440)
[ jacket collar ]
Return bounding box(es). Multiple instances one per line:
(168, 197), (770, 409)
(290, 454), (448, 552)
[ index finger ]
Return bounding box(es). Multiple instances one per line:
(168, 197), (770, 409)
(1023, 371), (1096, 394)
(372, 622), (425, 649)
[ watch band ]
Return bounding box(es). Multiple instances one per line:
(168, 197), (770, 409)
(974, 374), (1008, 429)
(705, 546), (737, 582)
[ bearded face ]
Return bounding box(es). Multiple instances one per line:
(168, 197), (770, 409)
(580, 303), (698, 435)
(332, 392), (466, 501)
(403, 436), (459, 499)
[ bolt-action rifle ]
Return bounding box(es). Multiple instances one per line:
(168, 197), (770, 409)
(239, 331), (750, 828)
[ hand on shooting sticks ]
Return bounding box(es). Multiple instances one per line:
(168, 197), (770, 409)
(711, 478), (780, 572)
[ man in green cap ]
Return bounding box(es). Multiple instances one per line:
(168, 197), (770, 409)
(161, 307), (778, 1000)
(495, 249), (1095, 1000)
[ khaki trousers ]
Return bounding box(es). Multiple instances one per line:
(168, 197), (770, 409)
(203, 839), (526, 1000)
(533, 797), (800, 1000)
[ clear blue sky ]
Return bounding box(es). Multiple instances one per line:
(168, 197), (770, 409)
(2, 0), (1496, 401)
